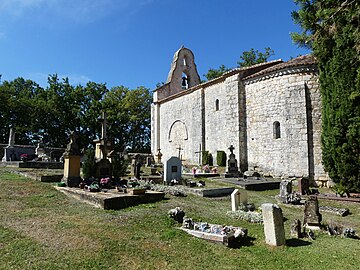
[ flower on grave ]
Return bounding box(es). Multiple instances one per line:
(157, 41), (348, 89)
(100, 177), (111, 185)
(211, 167), (218, 173)
(202, 165), (210, 173)
(20, 153), (29, 161)
(192, 167), (197, 174)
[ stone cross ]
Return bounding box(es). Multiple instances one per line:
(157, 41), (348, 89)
(228, 145), (235, 154)
(194, 144), (202, 165)
(99, 111), (108, 140)
(8, 127), (15, 147)
(98, 112), (109, 158)
(176, 145), (183, 159)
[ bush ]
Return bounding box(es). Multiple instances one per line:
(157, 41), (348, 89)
(82, 148), (96, 179)
(202, 151), (213, 166)
(216, 151), (226, 166)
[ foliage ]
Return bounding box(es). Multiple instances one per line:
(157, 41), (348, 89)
(292, 0), (360, 191)
(0, 75), (152, 152)
(237, 47), (275, 67)
(203, 48), (274, 81)
(82, 148), (96, 179)
(203, 64), (231, 80)
(202, 151), (213, 166)
(216, 150), (227, 166)
(112, 152), (129, 180)
(103, 85), (152, 152)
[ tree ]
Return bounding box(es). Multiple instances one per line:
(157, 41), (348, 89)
(103, 86), (152, 153)
(203, 64), (231, 81)
(292, 0), (360, 191)
(237, 47), (274, 67)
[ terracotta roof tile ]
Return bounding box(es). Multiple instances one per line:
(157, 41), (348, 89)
(243, 54), (317, 80)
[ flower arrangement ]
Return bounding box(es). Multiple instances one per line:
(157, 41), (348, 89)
(20, 153), (29, 161)
(100, 177), (111, 188)
(202, 165), (210, 173)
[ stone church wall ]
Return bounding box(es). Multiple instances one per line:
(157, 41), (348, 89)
(157, 90), (203, 164)
(244, 72), (324, 180)
(204, 74), (241, 166)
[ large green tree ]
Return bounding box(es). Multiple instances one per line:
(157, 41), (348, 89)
(0, 76), (152, 153)
(103, 85), (152, 153)
(292, 0), (360, 191)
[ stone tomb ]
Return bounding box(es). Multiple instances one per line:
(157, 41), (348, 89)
(62, 132), (82, 187)
(262, 203), (286, 246)
(231, 189), (248, 211)
(224, 145), (241, 178)
(164, 156), (182, 184)
(303, 195), (322, 229)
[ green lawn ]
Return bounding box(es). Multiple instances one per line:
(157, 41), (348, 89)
(0, 168), (359, 270)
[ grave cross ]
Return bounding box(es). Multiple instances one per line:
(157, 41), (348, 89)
(229, 145), (235, 154)
(176, 145), (183, 159)
(194, 144), (202, 165)
(99, 111), (108, 140)
(98, 112), (109, 158)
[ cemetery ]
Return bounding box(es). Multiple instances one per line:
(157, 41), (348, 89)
(1, 114), (360, 269)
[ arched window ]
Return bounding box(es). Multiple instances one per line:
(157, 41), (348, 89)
(215, 99), (219, 111)
(181, 72), (189, 89)
(273, 121), (281, 139)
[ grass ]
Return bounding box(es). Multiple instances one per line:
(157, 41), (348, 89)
(0, 168), (359, 270)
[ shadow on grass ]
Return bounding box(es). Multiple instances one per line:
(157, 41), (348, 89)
(228, 236), (256, 249)
(286, 238), (312, 247)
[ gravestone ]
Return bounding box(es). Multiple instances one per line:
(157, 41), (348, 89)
(224, 145), (241, 178)
(277, 180), (292, 203)
(290, 219), (302, 239)
(62, 132), (82, 187)
(279, 180), (292, 197)
(231, 189), (248, 211)
(262, 203), (286, 246)
(164, 156), (182, 184)
(303, 195), (322, 229)
(298, 178), (310, 195)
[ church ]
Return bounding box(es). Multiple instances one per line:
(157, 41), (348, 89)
(151, 47), (327, 182)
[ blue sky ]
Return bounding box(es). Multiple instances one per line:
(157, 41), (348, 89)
(0, 0), (309, 90)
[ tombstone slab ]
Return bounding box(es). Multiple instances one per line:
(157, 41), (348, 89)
(303, 195), (322, 229)
(262, 203), (286, 246)
(231, 189), (248, 211)
(164, 156), (182, 184)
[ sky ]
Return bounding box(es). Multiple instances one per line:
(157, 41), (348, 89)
(0, 0), (309, 90)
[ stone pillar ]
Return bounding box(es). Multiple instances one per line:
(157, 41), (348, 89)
(262, 203), (286, 246)
(63, 155), (81, 187)
(62, 132), (81, 187)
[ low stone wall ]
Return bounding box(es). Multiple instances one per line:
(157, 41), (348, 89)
(19, 161), (64, 169)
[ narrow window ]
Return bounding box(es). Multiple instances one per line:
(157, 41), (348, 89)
(181, 72), (188, 89)
(215, 99), (219, 111)
(183, 57), (187, 66)
(273, 121), (281, 139)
